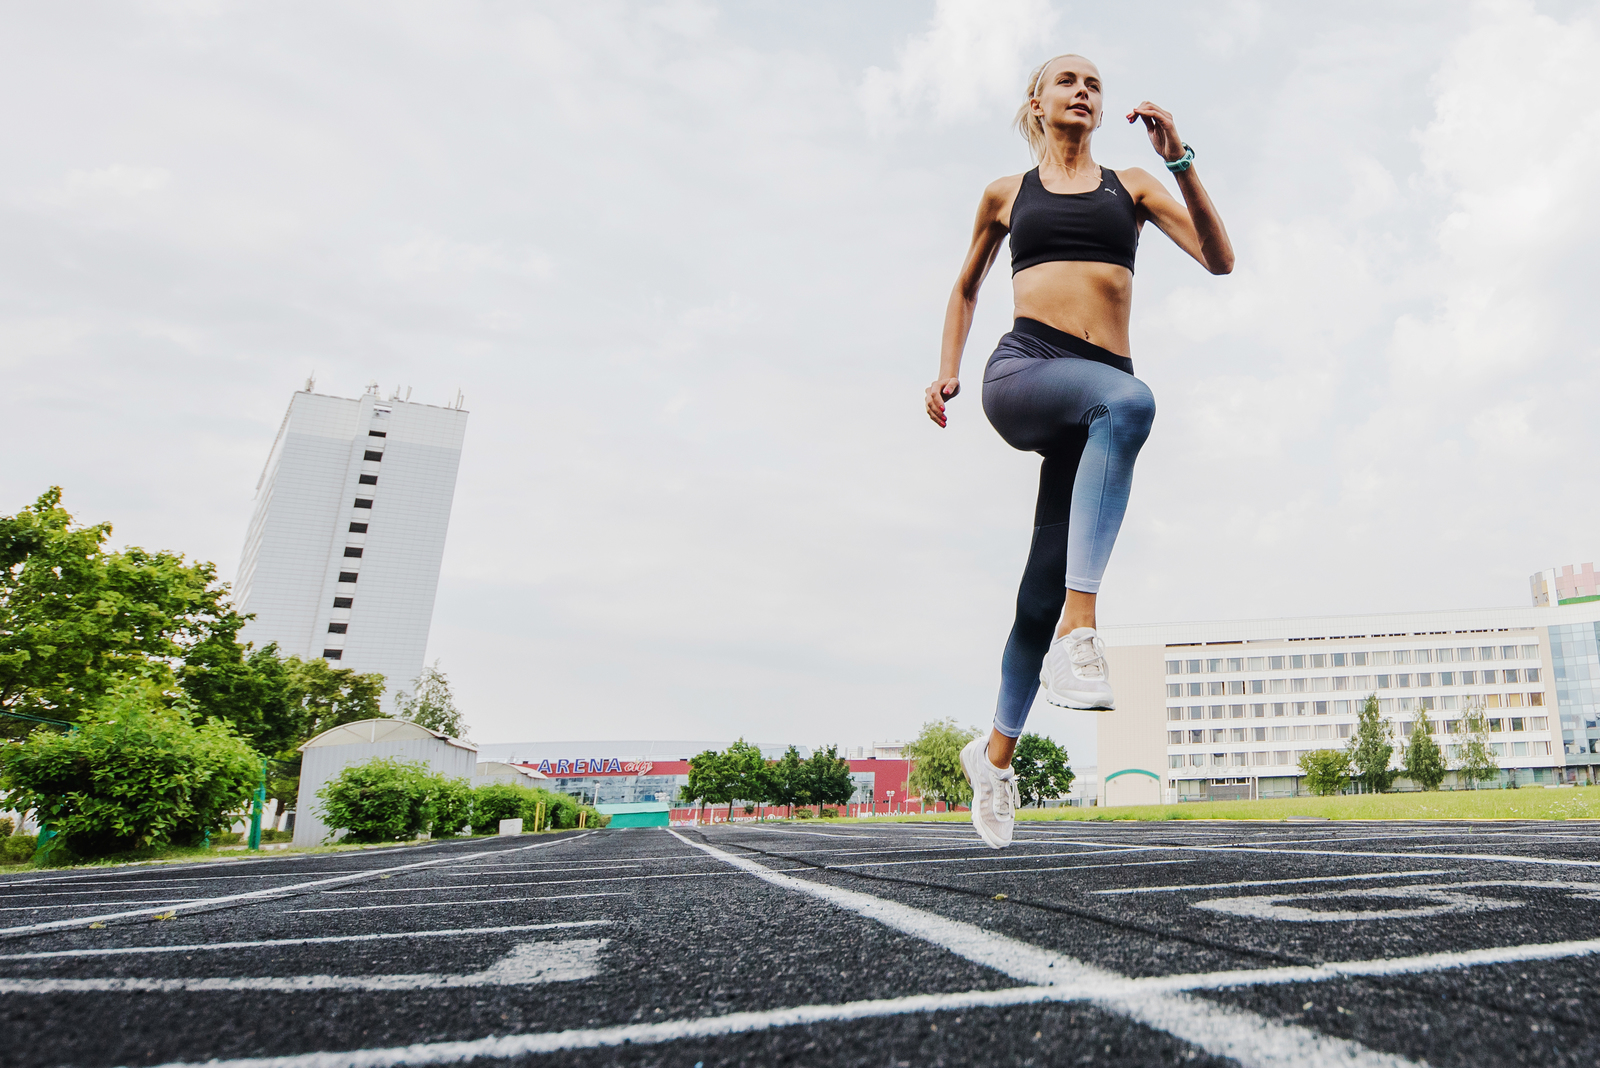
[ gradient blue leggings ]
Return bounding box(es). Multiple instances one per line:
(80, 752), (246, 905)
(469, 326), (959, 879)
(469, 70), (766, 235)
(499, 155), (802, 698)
(980, 320), (1156, 737)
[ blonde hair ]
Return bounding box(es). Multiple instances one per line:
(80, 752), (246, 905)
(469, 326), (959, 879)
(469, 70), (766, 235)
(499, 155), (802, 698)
(1013, 54), (1091, 161)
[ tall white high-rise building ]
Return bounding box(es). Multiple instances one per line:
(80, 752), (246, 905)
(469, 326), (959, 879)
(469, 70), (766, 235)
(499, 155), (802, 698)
(235, 385), (468, 710)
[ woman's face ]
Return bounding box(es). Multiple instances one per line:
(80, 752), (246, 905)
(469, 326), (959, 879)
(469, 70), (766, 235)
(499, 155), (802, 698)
(1032, 56), (1102, 133)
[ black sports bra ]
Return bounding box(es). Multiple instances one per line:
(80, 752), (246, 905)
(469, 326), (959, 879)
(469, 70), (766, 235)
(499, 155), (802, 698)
(1009, 166), (1139, 275)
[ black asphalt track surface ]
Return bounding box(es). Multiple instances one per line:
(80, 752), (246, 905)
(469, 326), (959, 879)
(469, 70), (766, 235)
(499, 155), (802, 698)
(3, 819), (1600, 1067)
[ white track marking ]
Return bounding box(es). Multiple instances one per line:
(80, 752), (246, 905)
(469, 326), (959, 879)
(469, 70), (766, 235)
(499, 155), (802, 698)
(667, 830), (1413, 1068)
(1096, 870), (1454, 895)
(0, 870), (373, 893)
(133, 932), (1600, 1068)
(956, 859), (1200, 876)
(0, 834), (593, 937)
(0, 921), (611, 961)
(286, 892), (626, 913)
(1196, 885), (1524, 923)
(999, 837), (1600, 870)
(792, 849), (1154, 872)
(1195, 879), (1600, 923)
(0, 939), (607, 994)
(0, 900), (188, 913)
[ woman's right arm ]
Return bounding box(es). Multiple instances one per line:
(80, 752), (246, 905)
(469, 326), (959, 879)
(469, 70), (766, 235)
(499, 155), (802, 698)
(926, 179), (1015, 428)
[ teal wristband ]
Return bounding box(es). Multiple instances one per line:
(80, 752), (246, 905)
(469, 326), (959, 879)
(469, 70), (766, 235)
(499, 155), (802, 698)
(1165, 143), (1195, 173)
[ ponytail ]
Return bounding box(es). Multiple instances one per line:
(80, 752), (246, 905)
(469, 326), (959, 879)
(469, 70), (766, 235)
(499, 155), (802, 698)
(1013, 61), (1051, 161)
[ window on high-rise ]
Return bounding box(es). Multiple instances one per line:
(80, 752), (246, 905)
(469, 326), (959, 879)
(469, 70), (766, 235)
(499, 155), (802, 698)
(333, 597), (353, 608)
(358, 474), (378, 485)
(322, 649), (343, 660)
(338, 571), (359, 583)
(328, 623), (347, 634)
(364, 450), (384, 462)
(344, 547), (363, 558)
(354, 498), (373, 508)
(349, 522), (368, 533)
(368, 430), (387, 437)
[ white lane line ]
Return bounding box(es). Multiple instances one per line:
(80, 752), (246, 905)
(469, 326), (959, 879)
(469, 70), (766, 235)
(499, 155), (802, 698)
(1095, 870), (1456, 896)
(667, 830), (1413, 1068)
(808, 850), (1156, 873)
(0, 835), (595, 937)
(286, 892), (627, 914)
(997, 837), (1600, 871)
(134, 932), (1600, 1068)
(0, 900), (189, 913)
(730, 844), (1145, 860)
(0, 922), (611, 961)
(0, 939), (608, 994)
(956, 859), (1200, 877)
(2, 885), (264, 900)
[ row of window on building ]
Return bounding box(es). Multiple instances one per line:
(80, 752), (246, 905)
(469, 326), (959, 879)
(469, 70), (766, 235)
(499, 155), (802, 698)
(1166, 645), (1539, 676)
(1169, 714), (1549, 747)
(1166, 694), (1545, 724)
(1167, 668), (1538, 698)
(1168, 739), (1553, 770)
(322, 424), (388, 661)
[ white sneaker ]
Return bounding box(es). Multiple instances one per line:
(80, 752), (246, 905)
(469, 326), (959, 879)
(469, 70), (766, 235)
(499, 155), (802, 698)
(1040, 627), (1115, 710)
(960, 736), (1018, 849)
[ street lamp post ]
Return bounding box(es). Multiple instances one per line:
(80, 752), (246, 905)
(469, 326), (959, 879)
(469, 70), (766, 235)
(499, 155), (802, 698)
(886, 790), (895, 816)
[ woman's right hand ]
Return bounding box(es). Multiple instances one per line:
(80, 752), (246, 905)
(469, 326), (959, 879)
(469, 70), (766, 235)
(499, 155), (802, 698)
(925, 377), (960, 428)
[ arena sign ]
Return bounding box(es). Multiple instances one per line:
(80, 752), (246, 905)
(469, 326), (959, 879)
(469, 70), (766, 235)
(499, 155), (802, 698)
(533, 758), (655, 776)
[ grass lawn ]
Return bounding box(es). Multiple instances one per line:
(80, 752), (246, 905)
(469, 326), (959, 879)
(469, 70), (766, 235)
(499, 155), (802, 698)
(845, 785), (1600, 823)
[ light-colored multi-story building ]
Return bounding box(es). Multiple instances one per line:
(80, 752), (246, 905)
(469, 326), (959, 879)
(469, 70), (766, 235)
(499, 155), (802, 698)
(235, 385), (468, 710)
(1530, 562), (1600, 607)
(1099, 598), (1600, 807)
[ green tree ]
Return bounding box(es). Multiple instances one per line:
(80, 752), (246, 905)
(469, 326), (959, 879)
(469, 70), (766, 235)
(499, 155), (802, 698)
(0, 488), (240, 735)
(316, 757), (435, 843)
(681, 749), (730, 823)
(805, 744), (855, 816)
(1012, 733), (1075, 807)
(1458, 703), (1500, 789)
(768, 745), (811, 815)
(906, 719), (979, 809)
(394, 660), (467, 739)
(1347, 694), (1397, 793)
(1401, 708), (1446, 791)
(1298, 749), (1351, 796)
(721, 739), (770, 821)
(0, 679), (260, 858)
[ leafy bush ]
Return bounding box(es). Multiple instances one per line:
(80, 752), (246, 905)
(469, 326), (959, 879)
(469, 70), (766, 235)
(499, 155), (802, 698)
(0, 681), (260, 858)
(316, 758), (436, 843)
(468, 783), (604, 833)
(430, 776), (474, 837)
(0, 835), (36, 864)
(0, 817), (12, 837)
(795, 807), (814, 819)
(821, 807), (839, 819)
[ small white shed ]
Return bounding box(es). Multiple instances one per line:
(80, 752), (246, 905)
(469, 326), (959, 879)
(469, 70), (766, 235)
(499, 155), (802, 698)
(293, 719), (477, 846)
(471, 761), (550, 789)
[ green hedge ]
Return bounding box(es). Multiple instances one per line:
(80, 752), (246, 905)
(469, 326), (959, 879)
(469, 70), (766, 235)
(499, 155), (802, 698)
(0, 836), (37, 864)
(0, 681), (260, 860)
(315, 761), (608, 843)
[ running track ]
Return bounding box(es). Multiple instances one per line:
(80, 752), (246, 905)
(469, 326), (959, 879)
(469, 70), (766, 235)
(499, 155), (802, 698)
(3, 819), (1599, 1066)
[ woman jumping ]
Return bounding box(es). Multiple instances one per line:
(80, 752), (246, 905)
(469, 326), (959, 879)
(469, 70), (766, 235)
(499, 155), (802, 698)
(926, 54), (1233, 848)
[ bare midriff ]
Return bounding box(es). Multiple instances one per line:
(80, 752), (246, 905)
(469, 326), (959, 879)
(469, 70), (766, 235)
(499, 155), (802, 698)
(1011, 260), (1134, 358)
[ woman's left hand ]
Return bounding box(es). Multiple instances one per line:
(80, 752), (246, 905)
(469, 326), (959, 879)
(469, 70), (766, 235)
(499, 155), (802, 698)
(1127, 101), (1185, 164)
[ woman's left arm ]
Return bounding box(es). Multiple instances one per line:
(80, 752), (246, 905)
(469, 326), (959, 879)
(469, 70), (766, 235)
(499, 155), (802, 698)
(1122, 101), (1234, 276)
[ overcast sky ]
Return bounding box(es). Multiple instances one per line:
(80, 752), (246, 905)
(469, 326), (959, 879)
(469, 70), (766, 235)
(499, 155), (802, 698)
(4, 1), (1599, 758)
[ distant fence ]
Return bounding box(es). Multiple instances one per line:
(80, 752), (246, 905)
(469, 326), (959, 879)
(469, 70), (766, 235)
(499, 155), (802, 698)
(668, 801), (960, 825)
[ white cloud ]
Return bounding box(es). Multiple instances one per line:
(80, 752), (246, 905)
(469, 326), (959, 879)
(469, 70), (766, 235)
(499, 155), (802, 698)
(859, 0), (1056, 126)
